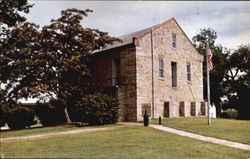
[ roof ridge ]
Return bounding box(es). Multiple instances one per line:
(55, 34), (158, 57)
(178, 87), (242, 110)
(117, 17), (175, 38)
(95, 17), (175, 53)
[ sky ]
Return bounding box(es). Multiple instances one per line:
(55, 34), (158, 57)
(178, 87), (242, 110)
(25, 1), (250, 51)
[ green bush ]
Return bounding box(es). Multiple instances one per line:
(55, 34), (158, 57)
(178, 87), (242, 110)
(35, 101), (66, 126)
(6, 105), (37, 129)
(76, 93), (119, 125)
(220, 110), (238, 119)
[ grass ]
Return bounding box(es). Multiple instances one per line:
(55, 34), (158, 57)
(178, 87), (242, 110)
(151, 117), (250, 144)
(1, 126), (250, 158)
(0, 124), (118, 138)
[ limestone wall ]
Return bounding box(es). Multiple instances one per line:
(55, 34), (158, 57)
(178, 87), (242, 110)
(93, 47), (137, 122)
(136, 19), (205, 120)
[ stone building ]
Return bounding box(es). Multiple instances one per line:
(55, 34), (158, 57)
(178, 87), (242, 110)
(93, 18), (206, 122)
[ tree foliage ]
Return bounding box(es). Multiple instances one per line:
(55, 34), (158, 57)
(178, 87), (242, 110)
(0, 8), (120, 123)
(192, 28), (227, 117)
(223, 45), (250, 120)
(0, 0), (33, 27)
(192, 28), (217, 53)
(193, 28), (250, 119)
(37, 8), (120, 122)
(0, 22), (42, 102)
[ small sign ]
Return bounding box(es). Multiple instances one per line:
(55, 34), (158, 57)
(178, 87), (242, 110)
(141, 104), (151, 116)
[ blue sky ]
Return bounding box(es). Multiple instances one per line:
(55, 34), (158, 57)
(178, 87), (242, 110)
(26, 1), (250, 50)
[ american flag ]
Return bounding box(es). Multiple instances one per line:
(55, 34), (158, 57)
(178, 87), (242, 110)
(207, 49), (214, 71)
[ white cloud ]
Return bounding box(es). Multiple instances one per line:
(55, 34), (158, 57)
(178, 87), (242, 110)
(217, 29), (250, 50)
(26, 1), (250, 49)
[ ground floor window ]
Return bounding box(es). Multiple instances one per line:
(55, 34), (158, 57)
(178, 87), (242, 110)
(163, 102), (170, 117)
(191, 102), (196, 116)
(201, 102), (206, 115)
(141, 103), (151, 116)
(179, 101), (185, 117)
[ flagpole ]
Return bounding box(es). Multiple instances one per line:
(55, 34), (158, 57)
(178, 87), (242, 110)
(206, 41), (211, 125)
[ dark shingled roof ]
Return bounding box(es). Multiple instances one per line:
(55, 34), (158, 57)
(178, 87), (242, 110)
(94, 17), (202, 55)
(95, 24), (159, 52)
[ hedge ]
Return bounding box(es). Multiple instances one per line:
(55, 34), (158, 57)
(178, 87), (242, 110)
(76, 93), (119, 125)
(220, 110), (238, 119)
(6, 105), (37, 129)
(35, 101), (66, 126)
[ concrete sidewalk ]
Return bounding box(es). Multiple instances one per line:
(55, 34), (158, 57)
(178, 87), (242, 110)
(120, 122), (250, 151)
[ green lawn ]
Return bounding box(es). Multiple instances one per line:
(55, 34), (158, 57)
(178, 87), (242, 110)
(151, 117), (250, 144)
(0, 124), (118, 138)
(1, 126), (250, 158)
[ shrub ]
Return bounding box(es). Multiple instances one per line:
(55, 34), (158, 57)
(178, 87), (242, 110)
(6, 105), (37, 129)
(0, 104), (7, 127)
(76, 93), (119, 125)
(220, 110), (238, 119)
(35, 101), (66, 126)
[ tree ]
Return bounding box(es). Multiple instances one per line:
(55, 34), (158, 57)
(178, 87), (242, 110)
(192, 28), (227, 117)
(37, 8), (120, 123)
(192, 28), (217, 53)
(0, 22), (42, 102)
(0, 0), (35, 126)
(0, 8), (120, 124)
(0, 0), (33, 27)
(223, 45), (250, 120)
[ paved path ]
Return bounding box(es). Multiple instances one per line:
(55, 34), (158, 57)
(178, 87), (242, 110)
(120, 122), (250, 151)
(1, 127), (117, 142)
(2, 122), (250, 151)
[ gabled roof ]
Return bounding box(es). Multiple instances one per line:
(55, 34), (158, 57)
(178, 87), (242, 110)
(98, 24), (158, 52)
(96, 17), (200, 55)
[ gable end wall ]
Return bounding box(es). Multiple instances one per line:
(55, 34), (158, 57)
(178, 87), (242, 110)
(136, 19), (205, 120)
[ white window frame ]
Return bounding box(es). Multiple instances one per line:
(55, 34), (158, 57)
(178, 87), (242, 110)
(187, 63), (191, 82)
(159, 58), (164, 78)
(172, 34), (176, 48)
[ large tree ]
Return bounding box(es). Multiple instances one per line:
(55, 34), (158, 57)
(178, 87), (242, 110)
(223, 45), (250, 120)
(38, 8), (120, 123)
(192, 28), (227, 117)
(0, 8), (120, 123)
(0, 22), (42, 100)
(0, 0), (35, 125)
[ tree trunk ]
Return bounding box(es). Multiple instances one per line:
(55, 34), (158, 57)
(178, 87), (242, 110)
(64, 107), (72, 124)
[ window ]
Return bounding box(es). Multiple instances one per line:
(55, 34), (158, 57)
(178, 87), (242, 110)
(141, 103), (151, 116)
(159, 58), (164, 78)
(191, 102), (196, 116)
(172, 34), (176, 48)
(187, 63), (191, 82)
(201, 102), (206, 115)
(171, 62), (177, 87)
(112, 57), (121, 86)
(163, 102), (170, 117)
(179, 102), (185, 117)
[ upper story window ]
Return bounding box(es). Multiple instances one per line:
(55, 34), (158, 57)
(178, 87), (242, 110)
(187, 63), (191, 82)
(171, 62), (177, 87)
(172, 34), (176, 48)
(112, 57), (121, 86)
(159, 58), (164, 78)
